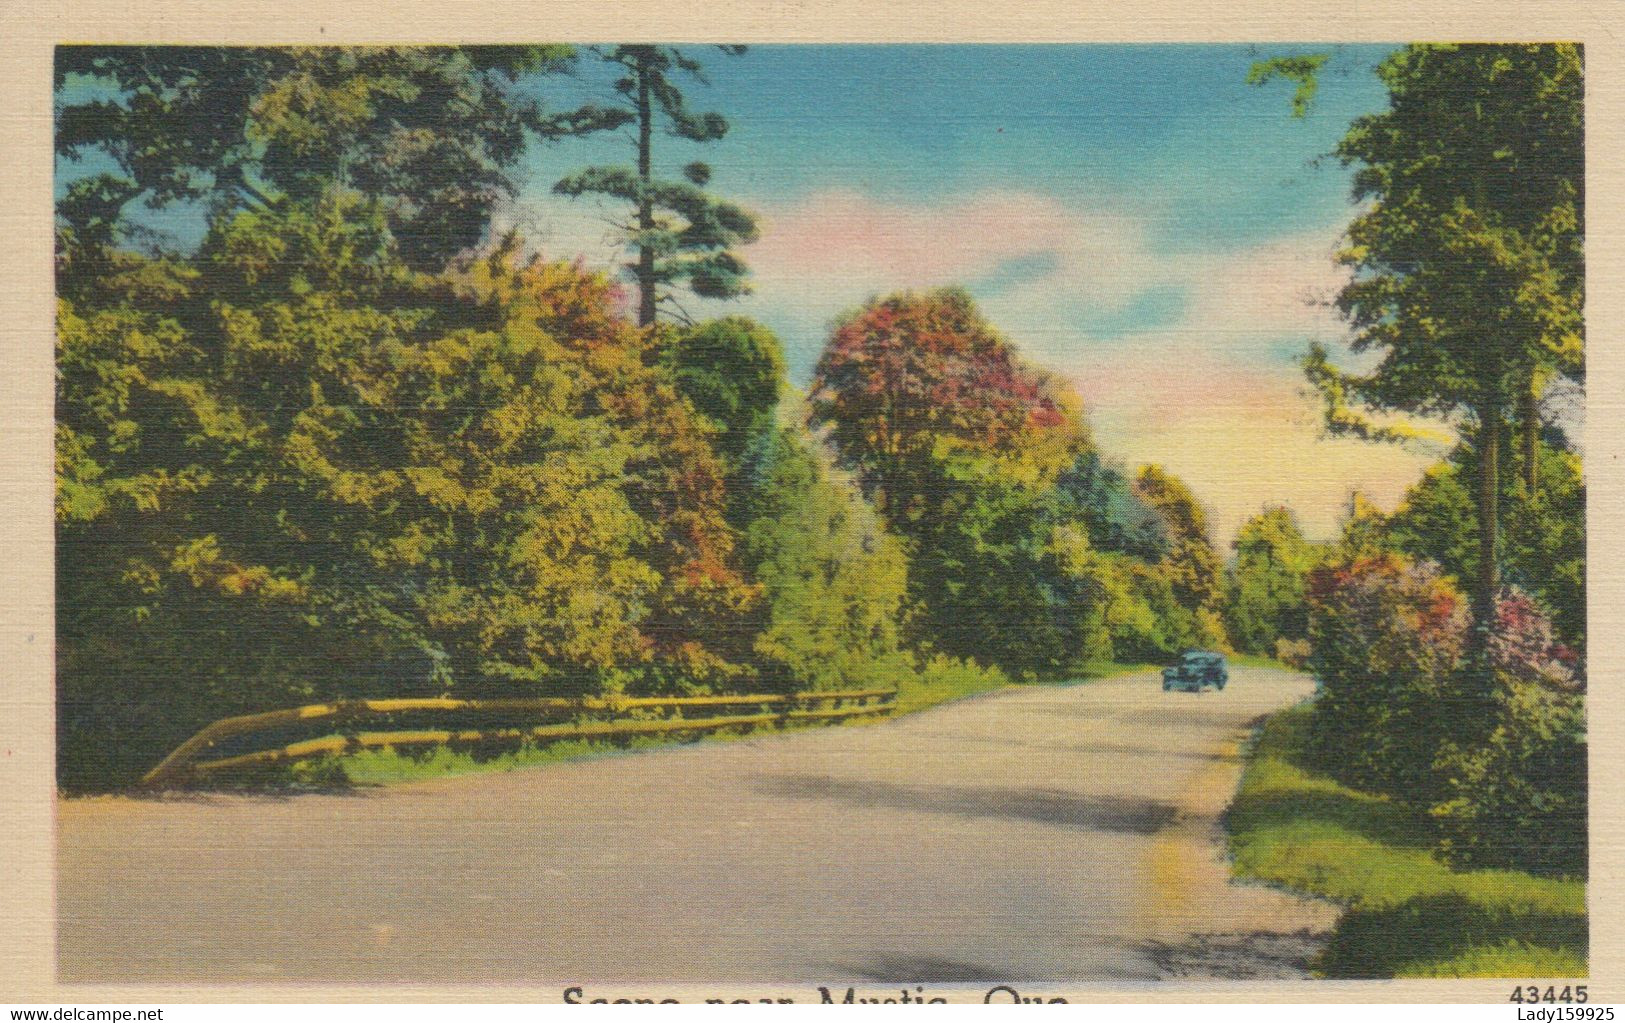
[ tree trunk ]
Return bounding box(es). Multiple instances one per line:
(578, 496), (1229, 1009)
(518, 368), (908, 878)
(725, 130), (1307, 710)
(1519, 369), (1540, 497)
(1469, 403), (1502, 705)
(636, 59), (657, 328)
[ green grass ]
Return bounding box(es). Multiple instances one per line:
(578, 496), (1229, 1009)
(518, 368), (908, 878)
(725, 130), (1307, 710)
(891, 671), (1007, 716)
(1072, 658), (1166, 680)
(1226, 652), (1292, 671)
(1228, 704), (1587, 978)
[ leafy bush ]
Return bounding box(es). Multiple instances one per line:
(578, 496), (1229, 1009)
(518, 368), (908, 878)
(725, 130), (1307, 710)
(1306, 553), (1586, 877)
(1432, 678), (1586, 877)
(1432, 588), (1585, 876)
(1305, 553), (1469, 797)
(738, 424), (912, 693)
(1275, 637), (1312, 669)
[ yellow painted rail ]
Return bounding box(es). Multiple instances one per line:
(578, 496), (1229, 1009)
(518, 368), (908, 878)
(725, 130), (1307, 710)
(140, 688), (898, 788)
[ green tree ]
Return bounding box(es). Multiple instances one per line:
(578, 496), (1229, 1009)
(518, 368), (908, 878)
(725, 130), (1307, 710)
(1272, 45), (1583, 688)
(1224, 506), (1322, 655)
(1382, 441), (1584, 646)
(55, 45), (607, 271)
(737, 424), (911, 692)
(553, 46), (758, 326)
(809, 289), (1102, 675)
(663, 316), (785, 482)
(904, 452), (1099, 676)
(1133, 465), (1228, 650)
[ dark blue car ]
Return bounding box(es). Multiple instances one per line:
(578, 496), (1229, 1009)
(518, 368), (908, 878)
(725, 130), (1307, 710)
(1162, 650), (1228, 692)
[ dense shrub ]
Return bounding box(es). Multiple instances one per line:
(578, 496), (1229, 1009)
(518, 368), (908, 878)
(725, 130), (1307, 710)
(738, 424), (912, 693)
(1305, 553), (1469, 796)
(898, 654), (1012, 713)
(1431, 677), (1586, 877)
(1307, 552), (1586, 876)
(1432, 588), (1586, 876)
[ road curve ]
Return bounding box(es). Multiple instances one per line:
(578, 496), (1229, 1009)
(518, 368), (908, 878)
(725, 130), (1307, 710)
(57, 668), (1336, 985)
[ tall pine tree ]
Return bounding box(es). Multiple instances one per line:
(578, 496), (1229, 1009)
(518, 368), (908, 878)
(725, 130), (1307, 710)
(553, 46), (758, 326)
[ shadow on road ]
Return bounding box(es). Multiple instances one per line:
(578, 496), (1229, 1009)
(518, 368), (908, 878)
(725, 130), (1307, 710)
(820, 953), (1036, 983)
(1140, 929), (1326, 979)
(898, 730), (1239, 765)
(760, 775), (1178, 835)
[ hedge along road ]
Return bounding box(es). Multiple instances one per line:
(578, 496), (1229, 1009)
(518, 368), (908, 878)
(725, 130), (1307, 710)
(56, 667), (1335, 985)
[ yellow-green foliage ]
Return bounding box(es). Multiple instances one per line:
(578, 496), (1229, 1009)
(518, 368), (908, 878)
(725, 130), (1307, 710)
(1229, 705), (1586, 978)
(894, 655), (1012, 716)
(1223, 506), (1325, 655)
(740, 423), (912, 692)
(1131, 465), (1228, 651)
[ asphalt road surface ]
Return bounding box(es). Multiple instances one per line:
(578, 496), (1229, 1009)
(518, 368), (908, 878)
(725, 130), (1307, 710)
(57, 668), (1336, 985)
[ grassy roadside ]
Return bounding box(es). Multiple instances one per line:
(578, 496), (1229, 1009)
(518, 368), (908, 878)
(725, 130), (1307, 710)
(1226, 652), (1292, 671)
(265, 658), (1165, 789)
(1228, 704), (1587, 978)
(889, 656), (1161, 717)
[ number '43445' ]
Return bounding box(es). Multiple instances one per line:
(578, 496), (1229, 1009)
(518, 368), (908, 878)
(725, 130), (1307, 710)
(1510, 985), (1588, 1003)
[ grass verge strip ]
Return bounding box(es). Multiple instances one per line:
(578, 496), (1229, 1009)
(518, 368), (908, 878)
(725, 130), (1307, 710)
(1227, 703), (1586, 978)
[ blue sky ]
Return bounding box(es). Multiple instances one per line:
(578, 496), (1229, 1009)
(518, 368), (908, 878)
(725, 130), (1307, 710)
(59, 44), (1445, 544)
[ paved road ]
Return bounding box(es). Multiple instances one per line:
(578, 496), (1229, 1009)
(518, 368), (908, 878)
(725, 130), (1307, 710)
(57, 668), (1335, 985)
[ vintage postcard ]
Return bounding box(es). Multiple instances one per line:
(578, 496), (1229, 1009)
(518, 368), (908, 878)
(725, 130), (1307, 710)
(2, 0), (1620, 1007)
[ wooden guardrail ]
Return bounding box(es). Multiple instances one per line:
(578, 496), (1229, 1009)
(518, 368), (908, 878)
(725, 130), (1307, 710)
(140, 688), (898, 789)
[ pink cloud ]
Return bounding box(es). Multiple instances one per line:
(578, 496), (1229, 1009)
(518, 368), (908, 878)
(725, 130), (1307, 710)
(750, 189), (1156, 309)
(1060, 352), (1444, 544)
(1183, 232), (1352, 342)
(1065, 354), (1316, 431)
